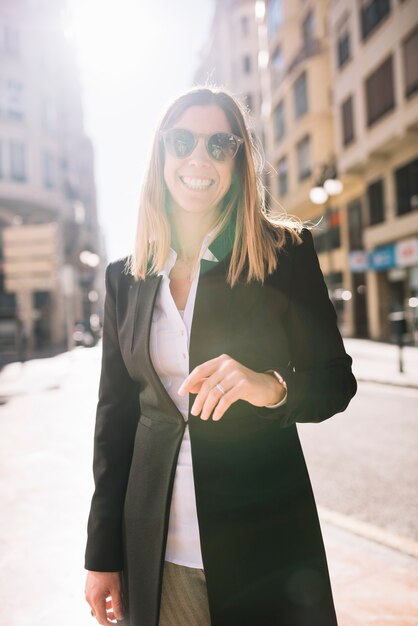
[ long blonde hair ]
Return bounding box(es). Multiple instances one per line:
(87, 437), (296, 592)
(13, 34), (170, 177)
(128, 86), (301, 286)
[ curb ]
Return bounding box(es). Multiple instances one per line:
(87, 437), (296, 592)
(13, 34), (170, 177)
(355, 376), (418, 390)
(318, 506), (418, 559)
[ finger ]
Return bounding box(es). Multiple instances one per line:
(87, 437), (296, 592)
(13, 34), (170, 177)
(199, 381), (229, 420)
(212, 384), (243, 421)
(109, 591), (124, 622)
(91, 600), (108, 625)
(191, 371), (230, 417)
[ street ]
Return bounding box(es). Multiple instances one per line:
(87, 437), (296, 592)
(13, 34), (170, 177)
(299, 381), (418, 542)
(0, 345), (417, 625)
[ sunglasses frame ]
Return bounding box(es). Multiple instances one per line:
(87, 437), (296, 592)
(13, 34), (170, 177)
(160, 128), (244, 162)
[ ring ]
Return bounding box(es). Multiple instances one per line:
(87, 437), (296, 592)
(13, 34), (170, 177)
(216, 383), (226, 395)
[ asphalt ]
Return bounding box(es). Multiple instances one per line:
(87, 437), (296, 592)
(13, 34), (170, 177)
(0, 340), (417, 626)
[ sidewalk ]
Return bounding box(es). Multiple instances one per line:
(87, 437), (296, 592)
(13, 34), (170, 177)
(344, 338), (418, 389)
(322, 521), (418, 626)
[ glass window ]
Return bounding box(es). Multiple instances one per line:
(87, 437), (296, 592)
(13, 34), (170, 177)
(274, 101), (285, 141)
(360, 0), (391, 41)
(347, 199), (364, 249)
(367, 178), (385, 225)
(43, 152), (56, 189)
(395, 158), (418, 216)
(296, 135), (311, 181)
(294, 72), (308, 119)
(10, 142), (26, 181)
(241, 15), (250, 36)
(271, 46), (283, 69)
(341, 95), (355, 145)
(302, 10), (314, 46)
(337, 31), (351, 68)
(278, 157), (288, 196)
(365, 56), (395, 127)
(403, 27), (418, 99)
(3, 24), (20, 56)
(267, 0), (283, 40)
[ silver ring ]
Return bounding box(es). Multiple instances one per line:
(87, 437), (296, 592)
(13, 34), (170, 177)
(216, 383), (226, 395)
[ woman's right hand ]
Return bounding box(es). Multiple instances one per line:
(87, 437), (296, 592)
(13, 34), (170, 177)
(85, 570), (124, 624)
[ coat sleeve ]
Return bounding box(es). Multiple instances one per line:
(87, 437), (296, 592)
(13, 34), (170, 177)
(84, 262), (140, 572)
(258, 228), (357, 427)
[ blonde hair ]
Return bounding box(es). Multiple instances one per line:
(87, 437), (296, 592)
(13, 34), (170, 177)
(128, 86), (302, 286)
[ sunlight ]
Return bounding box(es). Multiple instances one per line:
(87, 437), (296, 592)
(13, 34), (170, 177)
(64, 0), (157, 77)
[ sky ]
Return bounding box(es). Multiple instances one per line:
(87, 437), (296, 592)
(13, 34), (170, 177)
(65, 0), (214, 261)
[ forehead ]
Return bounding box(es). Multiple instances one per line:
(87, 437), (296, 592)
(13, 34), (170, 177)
(173, 104), (231, 134)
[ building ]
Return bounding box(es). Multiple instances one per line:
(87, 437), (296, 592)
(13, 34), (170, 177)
(329, 0), (418, 341)
(0, 0), (104, 358)
(194, 0), (264, 138)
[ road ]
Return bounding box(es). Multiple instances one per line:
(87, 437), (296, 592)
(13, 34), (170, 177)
(298, 381), (418, 543)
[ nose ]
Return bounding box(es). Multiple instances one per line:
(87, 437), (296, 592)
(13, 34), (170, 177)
(188, 137), (210, 165)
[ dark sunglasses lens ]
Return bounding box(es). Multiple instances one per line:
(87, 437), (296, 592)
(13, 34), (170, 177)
(165, 129), (194, 158)
(208, 133), (238, 161)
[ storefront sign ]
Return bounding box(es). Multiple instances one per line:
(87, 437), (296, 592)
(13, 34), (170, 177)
(368, 244), (396, 271)
(395, 237), (418, 268)
(349, 250), (368, 273)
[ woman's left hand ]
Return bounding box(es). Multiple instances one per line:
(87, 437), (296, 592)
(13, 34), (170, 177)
(178, 354), (286, 421)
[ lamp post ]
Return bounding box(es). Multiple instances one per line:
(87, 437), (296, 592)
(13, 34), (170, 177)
(309, 169), (343, 290)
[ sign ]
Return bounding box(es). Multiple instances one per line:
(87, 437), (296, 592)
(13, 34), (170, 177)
(349, 250), (368, 273)
(395, 237), (418, 268)
(2, 222), (59, 292)
(368, 244), (396, 271)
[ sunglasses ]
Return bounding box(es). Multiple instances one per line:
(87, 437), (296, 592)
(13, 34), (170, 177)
(160, 128), (243, 162)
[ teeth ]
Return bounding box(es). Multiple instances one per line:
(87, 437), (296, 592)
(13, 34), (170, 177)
(181, 176), (213, 190)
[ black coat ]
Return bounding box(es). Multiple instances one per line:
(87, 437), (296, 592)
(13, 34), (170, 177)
(85, 226), (357, 626)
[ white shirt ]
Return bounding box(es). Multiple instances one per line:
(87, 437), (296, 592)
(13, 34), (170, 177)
(149, 231), (217, 568)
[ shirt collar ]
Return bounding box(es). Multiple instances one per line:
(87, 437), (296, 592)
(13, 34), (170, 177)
(158, 226), (219, 277)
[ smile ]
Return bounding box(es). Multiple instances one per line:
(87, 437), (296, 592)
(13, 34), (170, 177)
(180, 176), (215, 191)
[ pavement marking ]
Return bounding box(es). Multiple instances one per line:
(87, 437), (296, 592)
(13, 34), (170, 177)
(318, 505), (418, 559)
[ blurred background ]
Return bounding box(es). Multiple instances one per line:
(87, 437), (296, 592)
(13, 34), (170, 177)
(0, 1), (417, 625)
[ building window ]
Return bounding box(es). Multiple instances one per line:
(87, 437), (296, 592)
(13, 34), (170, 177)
(294, 71), (308, 119)
(243, 55), (252, 74)
(302, 10), (314, 46)
(395, 158), (418, 216)
(296, 135), (311, 181)
(328, 208), (341, 249)
(367, 178), (385, 225)
(347, 199), (364, 249)
(365, 56), (395, 127)
(0, 79), (24, 121)
(341, 95), (355, 146)
(403, 27), (418, 99)
(274, 101), (285, 141)
(278, 157), (288, 196)
(2, 24), (20, 56)
(43, 152), (56, 189)
(267, 0), (283, 40)
(240, 15), (250, 36)
(10, 142), (26, 181)
(337, 31), (351, 68)
(360, 0), (391, 41)
(271, 46), (283, 69)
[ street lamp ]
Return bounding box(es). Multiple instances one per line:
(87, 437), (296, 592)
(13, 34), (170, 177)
(309, 165), (344, 297)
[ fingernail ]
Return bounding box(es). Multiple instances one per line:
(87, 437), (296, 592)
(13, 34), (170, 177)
(191, 403), (198, 415)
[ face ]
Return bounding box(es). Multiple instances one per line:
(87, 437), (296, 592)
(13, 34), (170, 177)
(163, 104), (235, 220)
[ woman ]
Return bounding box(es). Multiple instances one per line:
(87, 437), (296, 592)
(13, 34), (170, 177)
(85, 86), (357, 626)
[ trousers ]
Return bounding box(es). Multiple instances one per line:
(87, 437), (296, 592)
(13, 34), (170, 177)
(158, 561), (211, 626)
